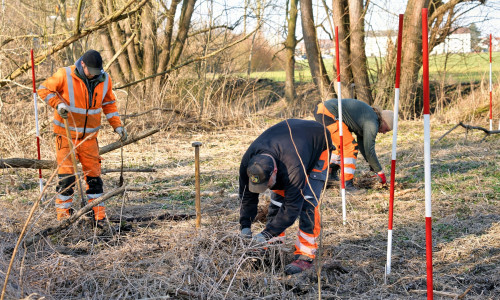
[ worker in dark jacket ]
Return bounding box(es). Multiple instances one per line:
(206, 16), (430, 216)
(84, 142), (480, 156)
(314, 98), (393, 191)
(239, 119), (333, 275)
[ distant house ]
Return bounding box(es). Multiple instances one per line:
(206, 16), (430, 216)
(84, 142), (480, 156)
(365, 30), (397, 57)
(431, 27), (471, 54)
(296, 39), (335, 57)
(478, 36), (500, 52)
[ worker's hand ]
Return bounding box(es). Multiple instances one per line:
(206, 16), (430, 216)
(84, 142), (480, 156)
(377, 172), (387, 184)
(115, 126), (128, 142)
(252, 233), (268, 245)
(241, 228), (252, 239)
(57, 103), (69, 119)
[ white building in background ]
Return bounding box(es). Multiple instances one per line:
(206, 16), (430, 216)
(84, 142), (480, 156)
(431, 27), (471, 54)
(365, 30), (397, 57)
(364, 27), (472, 57)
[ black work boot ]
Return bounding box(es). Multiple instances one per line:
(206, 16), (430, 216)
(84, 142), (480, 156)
(327, 164), (340, 187)
(345, 179), (363, 194)
(284, 256), (314, 275)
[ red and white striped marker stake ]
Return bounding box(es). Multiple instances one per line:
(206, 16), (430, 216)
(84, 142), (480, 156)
(385, 14), (404, 278)
(422, 8), (434, 300)
(335, 26), (347, 225)
(31, 49), (44, 197)
(489, 34), (494, 131)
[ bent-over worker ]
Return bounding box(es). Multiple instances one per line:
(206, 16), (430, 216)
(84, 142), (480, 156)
(313, 98), (393, 192)
(239, 119), (333, 275)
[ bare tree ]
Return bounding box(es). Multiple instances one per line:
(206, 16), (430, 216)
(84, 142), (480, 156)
(300, 0), (334, 100)
(348, 0), (373, 105)
(284, 0), (299, 103)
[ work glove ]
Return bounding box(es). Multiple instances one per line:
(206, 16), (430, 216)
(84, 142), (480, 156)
(57, 103), (69, 119)
(241, 228), (252, 239)
(252, 233), (268, 245)
(115, 126), (128, 142)
(377, 172), (387, 184)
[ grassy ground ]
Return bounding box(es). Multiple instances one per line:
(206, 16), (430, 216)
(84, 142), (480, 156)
(248, 52), (500, 84)
(0, 108), (499, 299)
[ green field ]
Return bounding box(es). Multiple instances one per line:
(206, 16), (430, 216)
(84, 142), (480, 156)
(248, 52), (500, 83)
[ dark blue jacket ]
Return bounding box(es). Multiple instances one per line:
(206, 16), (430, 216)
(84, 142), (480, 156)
(239, 119), (333, 237)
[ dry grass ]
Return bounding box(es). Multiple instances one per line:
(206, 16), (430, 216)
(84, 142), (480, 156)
(1, 78), (499, 299)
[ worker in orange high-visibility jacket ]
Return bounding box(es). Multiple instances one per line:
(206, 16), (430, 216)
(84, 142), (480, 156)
(314, 99), (393, 192)
(38, 50), (127, 222)
(239, 119), (334, 275)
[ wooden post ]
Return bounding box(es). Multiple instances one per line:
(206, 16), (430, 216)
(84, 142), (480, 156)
(192, 142), (202, 228)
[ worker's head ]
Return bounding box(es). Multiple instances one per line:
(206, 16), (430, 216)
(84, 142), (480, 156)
(81, 50), (103, 79)
(373, 107), (394, 134)
(247, 154), (277, 193)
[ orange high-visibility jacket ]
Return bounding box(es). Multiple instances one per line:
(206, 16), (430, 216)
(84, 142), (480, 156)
(38, 66), (122, 139)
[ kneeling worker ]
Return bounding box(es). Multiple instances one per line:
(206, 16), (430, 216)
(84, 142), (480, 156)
(239, 119), (333, 275)
(314, 98), (393, 191)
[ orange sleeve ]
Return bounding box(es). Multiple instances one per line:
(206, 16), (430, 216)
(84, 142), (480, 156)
(37, 68), (66, 108)
(101, 75), (122, 130)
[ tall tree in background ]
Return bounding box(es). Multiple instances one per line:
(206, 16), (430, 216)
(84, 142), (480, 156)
(348, 0), (373, 105)
(331, 0), (354, 99)
(398, 0), (486, 118)
(284, 0), (299, 103)
(300, 0), (334, 100)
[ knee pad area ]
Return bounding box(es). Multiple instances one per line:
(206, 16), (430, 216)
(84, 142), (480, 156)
(86, 176), (103, 194)
(57, 174), (76, 196)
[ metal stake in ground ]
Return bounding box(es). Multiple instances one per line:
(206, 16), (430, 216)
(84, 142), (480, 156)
(63, 118), (86, 209)
(192, 142), (202, 228)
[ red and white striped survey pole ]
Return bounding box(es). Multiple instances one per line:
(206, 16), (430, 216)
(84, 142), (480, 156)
(422, 8), (434, 300)
(335, 26), (347, 225)
(31, 49), (44, 196)
(489, 34), (493, 131)
(386, 14), (404, 277)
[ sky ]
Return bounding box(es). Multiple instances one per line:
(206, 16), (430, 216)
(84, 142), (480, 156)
(367, 0), (500, 36)
(196, 0), (500, 40)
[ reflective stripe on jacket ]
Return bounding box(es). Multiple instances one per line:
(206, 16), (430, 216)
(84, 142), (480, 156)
(38, 66), (122, 139)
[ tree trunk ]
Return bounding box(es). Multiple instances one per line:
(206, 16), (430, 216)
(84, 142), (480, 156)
(92, 0), (125, 84)
(156, 0), (180, 86)
(284, 0), (299, 103)
(169, 0), (197, 68)
(331, 0), (353, 99)
(300, 0), (334, 100)
(124, 20), (142, 81)
(400, 0), (429, 119)
(106, 0), (131, 81)
(348, 0), (373, 105)
(141, 1), (156, 82)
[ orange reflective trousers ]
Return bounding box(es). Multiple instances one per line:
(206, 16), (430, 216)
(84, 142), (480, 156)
(267, 149), (329, 259)
(55, 135), (105, 221)
(314, 103), (359, 181)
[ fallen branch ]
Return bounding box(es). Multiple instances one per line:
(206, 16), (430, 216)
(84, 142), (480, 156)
(99, 127), (160, 155)
(10, 185), (136, 250)
(101, 168), (156, 174)
(108, 212), (194, 223)
(0, 127), (159, 169)
(436, 122), (500, 143)
(121, 108), (191, 120)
